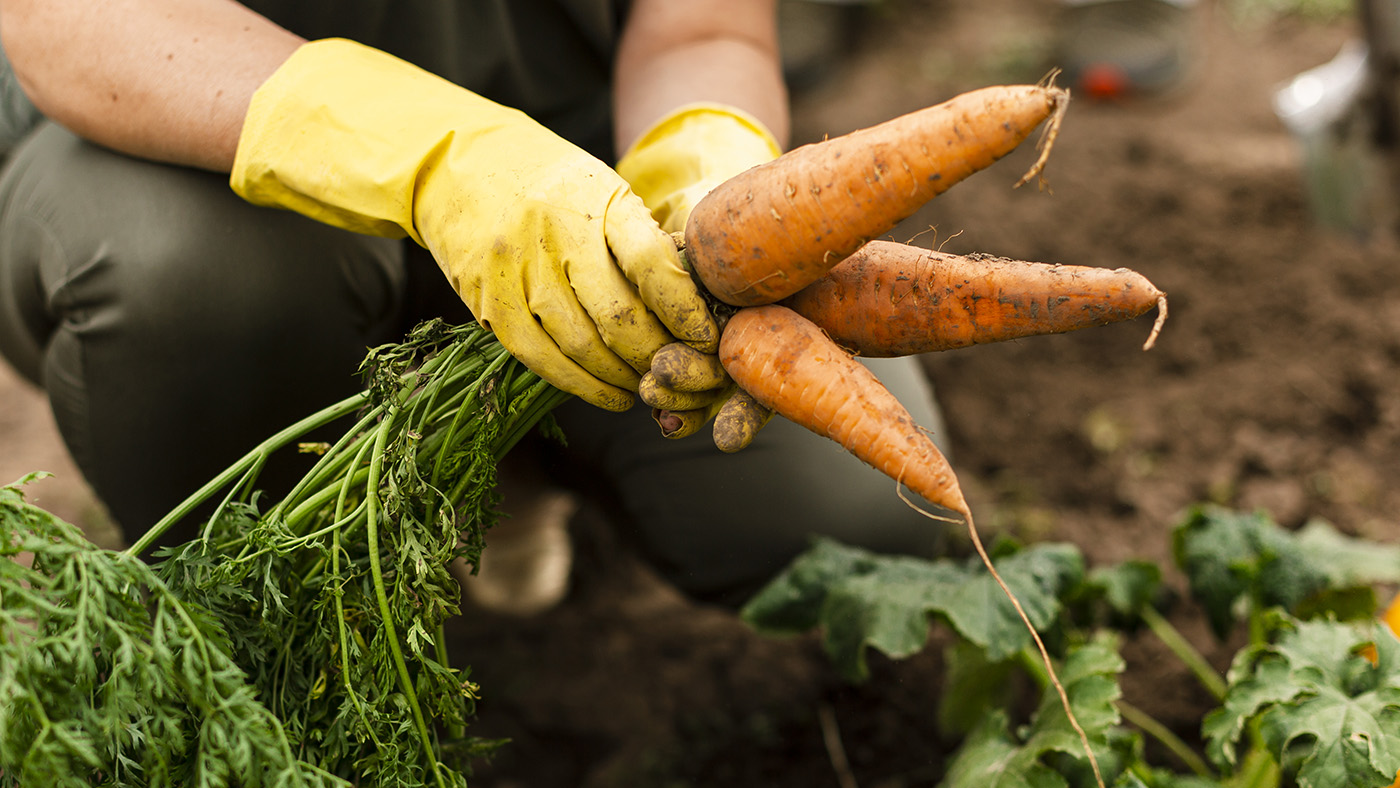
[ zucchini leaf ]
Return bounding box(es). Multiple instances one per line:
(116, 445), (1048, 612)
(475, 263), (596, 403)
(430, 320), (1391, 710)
(741, 537), (1083, 681)
(938, 636), (1126, 788)
(1202, 614), (1400, 788)
(1170, 505), (1397, 639)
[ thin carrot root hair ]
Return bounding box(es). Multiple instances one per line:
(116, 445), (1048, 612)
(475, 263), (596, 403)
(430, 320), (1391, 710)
(897, 488), (1108, 788)
(1143, 295), (1169, 350)
(1014, 81), (1070, 191)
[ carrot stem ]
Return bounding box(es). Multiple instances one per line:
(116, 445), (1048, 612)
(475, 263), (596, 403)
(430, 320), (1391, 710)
(365, 411), (448, 788)
(125, 391), (368, 556)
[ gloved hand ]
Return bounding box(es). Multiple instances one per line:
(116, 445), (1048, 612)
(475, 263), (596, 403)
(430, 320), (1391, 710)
(231, 39), (718, 411)
(617, 104), (782, 234)
(616, 104), (782, 444)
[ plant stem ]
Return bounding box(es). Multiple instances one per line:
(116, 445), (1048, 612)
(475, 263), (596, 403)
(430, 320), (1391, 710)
(1140, 606), (1228, 701)
(1225, 742), (1281, 788)
(273, 407), (382, 519)
(331, 439), (386, 754)
(126, 391), (368, 557)
(1116, 699), (1213, 778)
(1247, 594), (1268, 648)
(364, 412), (448, 788)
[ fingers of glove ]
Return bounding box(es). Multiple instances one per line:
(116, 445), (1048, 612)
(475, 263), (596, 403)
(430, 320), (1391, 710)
(486, 314), (636, 412)
(638, 372), (725, 412)
(651, 407), (711, 440)
(605, 190), (720, 354)
(649, 341), (730, 392)
(520, 259), (644, 392)
(712, 388), (775, 453)
(650, 380), (736, 441)
(560, 204), (681, 375)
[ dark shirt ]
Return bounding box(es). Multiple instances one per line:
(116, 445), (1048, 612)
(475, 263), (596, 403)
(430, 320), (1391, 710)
(0, 0), (629, 160)
(242, 0), (628, 159)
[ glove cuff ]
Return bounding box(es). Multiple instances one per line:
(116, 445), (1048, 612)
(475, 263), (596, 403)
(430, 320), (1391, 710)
(231, 38), (530, 244)
(616, 103), (782, 232)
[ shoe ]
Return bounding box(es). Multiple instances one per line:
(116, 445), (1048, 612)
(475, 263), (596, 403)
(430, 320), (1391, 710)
(1053, 0), (1198, 100)
(455, 476), (578, 617)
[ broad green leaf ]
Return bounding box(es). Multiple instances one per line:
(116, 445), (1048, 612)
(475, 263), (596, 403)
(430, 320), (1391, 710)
(944, 544), (1085, 662)
(939, 639), (1018, 737)
(1202, 615), (1400, 788)
(742, 538), (1083, 681)
(740, 538), (884, 635)
(1172, 506), (1331, 639)
(1071, 560), (1167, 631)
(939, 638), (1125, 788)
(1293, 519), (1400, 587)
(1089, 561), (1163, 619)
(940, 711), (1070, 788)
(818, 555), (970, 679)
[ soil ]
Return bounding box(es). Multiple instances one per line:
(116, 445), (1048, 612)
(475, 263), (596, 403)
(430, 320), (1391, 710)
(3, 1), (1397, 785)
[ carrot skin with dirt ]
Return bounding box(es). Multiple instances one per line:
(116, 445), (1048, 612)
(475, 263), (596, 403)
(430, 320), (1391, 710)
(719, 304), (968, 514)
(685, 84), (1069, 307)
(780, 240), (1168, 356)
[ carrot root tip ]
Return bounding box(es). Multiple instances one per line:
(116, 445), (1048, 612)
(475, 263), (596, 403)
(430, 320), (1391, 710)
(1142, 294), (1168, 351)
(1014, 86), (1071, 191)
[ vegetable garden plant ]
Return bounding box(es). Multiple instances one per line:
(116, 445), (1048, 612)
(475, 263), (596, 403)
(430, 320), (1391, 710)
(3, 80), (1397, 786)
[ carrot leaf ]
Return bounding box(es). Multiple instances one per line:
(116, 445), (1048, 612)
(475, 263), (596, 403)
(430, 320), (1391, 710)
(0, 478), (338, 788)
(0, 320), (568, 788)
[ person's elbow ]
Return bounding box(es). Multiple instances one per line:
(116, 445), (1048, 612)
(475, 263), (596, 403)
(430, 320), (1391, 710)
(1, 1), (62, 121)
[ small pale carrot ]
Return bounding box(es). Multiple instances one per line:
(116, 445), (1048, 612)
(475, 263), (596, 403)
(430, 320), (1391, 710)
(780, 240), (1168, 356)
(684, 82), (1069, 307)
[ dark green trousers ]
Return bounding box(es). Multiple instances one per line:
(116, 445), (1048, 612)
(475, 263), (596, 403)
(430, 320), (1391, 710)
(0, 122), (950, 601)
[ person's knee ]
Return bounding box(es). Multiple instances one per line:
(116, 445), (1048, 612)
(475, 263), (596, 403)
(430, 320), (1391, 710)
(2, 122), (407, 349)
(105, 206), (405, 350)
(0, 123), (412, 534)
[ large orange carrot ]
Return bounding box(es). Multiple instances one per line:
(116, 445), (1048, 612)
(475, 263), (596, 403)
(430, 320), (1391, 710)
(685, 83), (1070, 307)
(719, 303), (1106, 788)
(780, 240), (1168, 356)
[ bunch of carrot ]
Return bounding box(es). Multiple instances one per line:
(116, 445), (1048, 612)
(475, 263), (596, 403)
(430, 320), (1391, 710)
(644, 78), (1168, 788)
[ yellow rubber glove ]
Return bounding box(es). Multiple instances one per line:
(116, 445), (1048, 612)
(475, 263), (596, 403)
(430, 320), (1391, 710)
(617, 103), (782, 235)
(231, 39), (718, 411)
(616, 104), (781, 446)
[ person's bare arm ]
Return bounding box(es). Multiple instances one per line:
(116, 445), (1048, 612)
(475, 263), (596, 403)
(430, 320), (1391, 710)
(613, 0), (789, 153)
(0, 0), (303, 171)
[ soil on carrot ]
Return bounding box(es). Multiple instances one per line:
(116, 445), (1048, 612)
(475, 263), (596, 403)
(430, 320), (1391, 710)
(2, 1), (1396, 785)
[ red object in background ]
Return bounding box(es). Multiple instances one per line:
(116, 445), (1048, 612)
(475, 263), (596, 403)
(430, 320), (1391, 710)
(1079, 62), (1132, 100)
